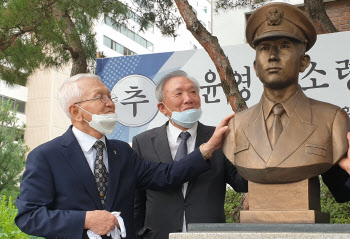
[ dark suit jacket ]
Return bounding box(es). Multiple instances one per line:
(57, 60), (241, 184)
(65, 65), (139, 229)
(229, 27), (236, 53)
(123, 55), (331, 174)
(15, 126), (210, 239)
(322, 164), (350, 203)
(132, 122), (247, 239)
(346, 179), (350, 195)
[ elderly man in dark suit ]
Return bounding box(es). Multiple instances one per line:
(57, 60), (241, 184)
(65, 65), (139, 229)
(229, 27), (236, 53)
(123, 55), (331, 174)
(15, 73), (231, 239)
(133, 70), (248, 239)
(335, 132), (350, 200)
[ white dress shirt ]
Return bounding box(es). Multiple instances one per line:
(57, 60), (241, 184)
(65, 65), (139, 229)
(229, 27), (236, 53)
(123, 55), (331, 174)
(72, 126), (109, 174)
(166, 121), (198, 232)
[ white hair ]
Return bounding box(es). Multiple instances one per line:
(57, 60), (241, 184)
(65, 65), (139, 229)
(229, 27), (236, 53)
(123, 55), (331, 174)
(155, 70), (200, 102)
(58, 73), (101, 118)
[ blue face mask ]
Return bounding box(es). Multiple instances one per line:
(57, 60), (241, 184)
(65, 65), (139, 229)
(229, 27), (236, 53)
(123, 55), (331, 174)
(162, 103), (202, 129)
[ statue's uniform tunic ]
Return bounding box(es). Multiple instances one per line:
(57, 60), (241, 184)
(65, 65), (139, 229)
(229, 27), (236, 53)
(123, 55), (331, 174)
(223, 87), (350, 184)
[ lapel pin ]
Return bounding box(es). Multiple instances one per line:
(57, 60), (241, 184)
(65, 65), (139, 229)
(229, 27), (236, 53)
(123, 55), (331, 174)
(113, 150), (117, 155)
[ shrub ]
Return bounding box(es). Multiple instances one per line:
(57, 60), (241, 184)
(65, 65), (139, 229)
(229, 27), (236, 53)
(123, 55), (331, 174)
(0, 100), (28, 194)
(224, 187), (246, 223)
(0, 195), (29, 239)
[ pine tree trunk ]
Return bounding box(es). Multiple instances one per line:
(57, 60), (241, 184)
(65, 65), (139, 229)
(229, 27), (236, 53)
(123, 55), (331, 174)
(50, 3), (88, 76)
(173, 0), (247, 112)
(304, 0), (338, 33)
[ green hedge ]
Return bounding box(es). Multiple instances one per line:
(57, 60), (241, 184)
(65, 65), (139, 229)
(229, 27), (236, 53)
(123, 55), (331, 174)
(0, 196), (29, 239)
(224, 188), (246, 223)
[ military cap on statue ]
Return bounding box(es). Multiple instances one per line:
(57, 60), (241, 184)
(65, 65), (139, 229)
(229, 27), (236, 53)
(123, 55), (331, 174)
(246, 2), (317, 52)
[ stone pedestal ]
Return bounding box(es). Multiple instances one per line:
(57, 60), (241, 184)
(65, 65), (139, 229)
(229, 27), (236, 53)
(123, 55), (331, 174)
(170, 231), (350, 239)
(241, 210), (330, 223)
(169, 223), (350, 239)
(241, 177), (330, 223)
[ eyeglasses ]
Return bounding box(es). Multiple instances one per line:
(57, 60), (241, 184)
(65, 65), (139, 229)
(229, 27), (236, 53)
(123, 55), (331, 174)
(74, 94), (118, 105)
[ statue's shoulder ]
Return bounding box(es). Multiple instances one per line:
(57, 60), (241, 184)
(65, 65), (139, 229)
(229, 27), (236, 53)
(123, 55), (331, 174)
(235, 103), (260, 117)
(308, 97), (345, 116)
(232, 103), (260, 127)
(306, 97), (349, 127)
(309, 97), (340, 110)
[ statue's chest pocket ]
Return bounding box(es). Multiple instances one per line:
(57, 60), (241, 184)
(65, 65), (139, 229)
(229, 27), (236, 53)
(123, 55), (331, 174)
(306, 143), (327, 158)
(234, 143), (250, 155)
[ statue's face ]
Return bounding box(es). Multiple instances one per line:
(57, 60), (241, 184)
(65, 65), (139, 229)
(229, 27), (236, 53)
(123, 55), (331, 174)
(254, 37), (309, 90)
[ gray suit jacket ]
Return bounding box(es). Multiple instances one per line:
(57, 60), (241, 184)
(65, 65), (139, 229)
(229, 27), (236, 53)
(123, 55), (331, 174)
(132, 122), (247, 239)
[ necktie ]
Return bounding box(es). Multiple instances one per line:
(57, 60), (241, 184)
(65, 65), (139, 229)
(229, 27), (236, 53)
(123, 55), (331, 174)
(174, 131), (191, 232)
(93, 140), (108, 208)
(268, 103), (285, 147)
(174, 131), (191, 162)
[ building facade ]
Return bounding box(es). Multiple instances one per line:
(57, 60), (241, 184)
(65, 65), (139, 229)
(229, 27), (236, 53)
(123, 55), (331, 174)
(22, 0), (212, 151)
(0, 80), (27, 126)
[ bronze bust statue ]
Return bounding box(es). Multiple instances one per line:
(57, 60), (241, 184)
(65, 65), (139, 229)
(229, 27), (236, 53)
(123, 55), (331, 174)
(223, 2), (350, 184)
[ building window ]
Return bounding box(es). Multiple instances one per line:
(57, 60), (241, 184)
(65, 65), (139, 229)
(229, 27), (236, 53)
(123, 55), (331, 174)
(122, 26), (129, 36)
(147, 41), (154, 51)
(204, 6), (207, 13)
(103, 36), (112, 48)
(0, 95), (26, 114)
(16, 101), (26, 114)
(105, 17), (154, 52)
(103, 36), (136, 56)
(127, 10), (154, 33)
(139, 37), (147, 48)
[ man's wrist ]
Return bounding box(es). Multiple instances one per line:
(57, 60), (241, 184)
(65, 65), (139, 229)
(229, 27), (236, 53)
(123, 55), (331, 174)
(84, 211), (95, 229)
(200, 143), (213, 160)
(84, 211), (90, 229)
(345, 166), (350, 175)
(339, 157), (350, 175)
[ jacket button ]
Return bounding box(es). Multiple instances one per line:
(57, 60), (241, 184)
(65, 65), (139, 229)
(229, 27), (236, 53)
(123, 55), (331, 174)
(184, 202), (189, 207)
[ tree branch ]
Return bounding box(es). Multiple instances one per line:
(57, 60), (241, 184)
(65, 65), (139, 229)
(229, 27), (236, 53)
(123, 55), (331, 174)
(173, 0), (247, 112)
(49, 3), (88, 75)
(304, 0), (337, 33)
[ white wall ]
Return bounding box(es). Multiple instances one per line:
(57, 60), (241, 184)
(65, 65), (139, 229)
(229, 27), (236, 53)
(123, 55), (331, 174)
(94, 0), (212, 57)
(212, 0), (304, 46)
(25, 66), (71, 151)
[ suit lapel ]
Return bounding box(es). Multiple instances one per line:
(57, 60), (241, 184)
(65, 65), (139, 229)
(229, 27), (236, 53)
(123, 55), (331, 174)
(244, 99), (272, 163)
(60, 127), (102, 209)
(153, 122), (184, 198)
(267, 91), (317, 167)
(194, 122), (211, 148)
(152, 123), (174, 164)
(105, 139), (121, 211)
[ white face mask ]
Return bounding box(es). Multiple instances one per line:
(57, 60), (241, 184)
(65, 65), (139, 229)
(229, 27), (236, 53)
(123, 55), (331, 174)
(76, 105), (118, 135)
(162, 102), (202, 129)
